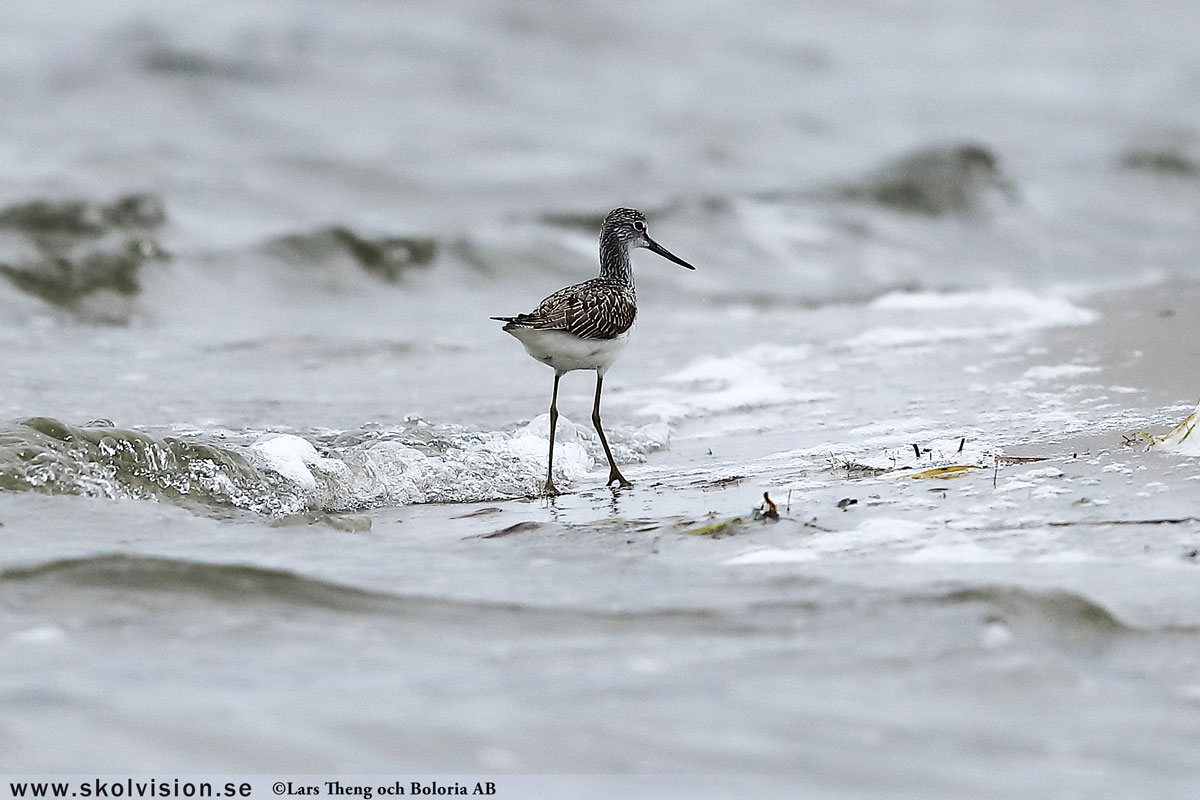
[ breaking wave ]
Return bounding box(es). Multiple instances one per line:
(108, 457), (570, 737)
(0, 415), (669, 515)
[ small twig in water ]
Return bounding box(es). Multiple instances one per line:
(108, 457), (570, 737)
(969, 517), (1200, 534)
(1047, 517), (1199, 528)
(477, 521), (544, 539)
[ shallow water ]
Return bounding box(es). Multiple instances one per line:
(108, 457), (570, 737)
(2, 0), (1200, 794)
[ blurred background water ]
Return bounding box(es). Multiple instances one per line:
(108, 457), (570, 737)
(2, 0), (1200, 795)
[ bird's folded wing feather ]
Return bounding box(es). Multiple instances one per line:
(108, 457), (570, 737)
(506, 280), (636, 340)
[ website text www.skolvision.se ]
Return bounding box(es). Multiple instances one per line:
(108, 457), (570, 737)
(8, 781), (251, 798)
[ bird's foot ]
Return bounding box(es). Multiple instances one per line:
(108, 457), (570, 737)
(607, 469), (632, 489)
(542, 480), (562, 498)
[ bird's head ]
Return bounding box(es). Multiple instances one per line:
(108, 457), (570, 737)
(602, 208), (695, 270)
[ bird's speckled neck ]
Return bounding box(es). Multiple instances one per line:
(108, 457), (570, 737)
(599, 229), (633, 286)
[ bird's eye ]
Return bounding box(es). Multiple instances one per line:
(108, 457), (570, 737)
(633, 220), (646, 232)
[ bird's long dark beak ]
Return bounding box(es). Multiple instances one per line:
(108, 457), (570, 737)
(645, 236), (696, 270)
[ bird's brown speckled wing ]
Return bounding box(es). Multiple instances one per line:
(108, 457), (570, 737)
(498, 279), (636, 340)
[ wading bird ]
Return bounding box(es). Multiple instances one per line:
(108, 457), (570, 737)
(492, 208), (696, 496)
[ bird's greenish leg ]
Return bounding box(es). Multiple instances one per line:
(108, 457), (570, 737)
(543, 373), (562, 497)
(592, 373), (631, 489)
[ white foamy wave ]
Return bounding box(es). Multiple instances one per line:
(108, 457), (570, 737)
(252, 434), (344, 491)
(725, 548), (819, 566)
(250, 416), (669, 509)
(630, 343), (833, 422)
(0, 416), (670, 514)
(847, 289), (1098, 349)
(1021, 363), (1102, 381)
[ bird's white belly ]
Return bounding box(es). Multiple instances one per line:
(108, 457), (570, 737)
(507, 328), (631, 374)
